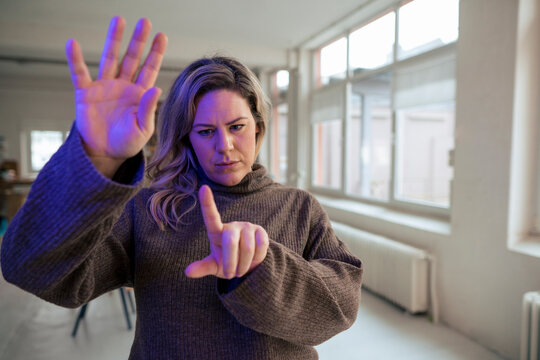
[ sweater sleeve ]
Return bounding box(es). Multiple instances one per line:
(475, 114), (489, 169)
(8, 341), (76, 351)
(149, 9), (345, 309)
(218, 195), (363, 346)
(0, 126), (144, 308)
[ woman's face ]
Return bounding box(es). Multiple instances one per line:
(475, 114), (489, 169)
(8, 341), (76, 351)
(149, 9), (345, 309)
(189, 89), (259, 186)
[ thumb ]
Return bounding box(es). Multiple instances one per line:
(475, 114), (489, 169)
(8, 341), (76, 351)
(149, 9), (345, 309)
(137, 86), (161, 134)
(185, 255), (218, 278)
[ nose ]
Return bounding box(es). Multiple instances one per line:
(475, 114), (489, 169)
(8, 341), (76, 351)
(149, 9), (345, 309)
(215, 130), (233, 153)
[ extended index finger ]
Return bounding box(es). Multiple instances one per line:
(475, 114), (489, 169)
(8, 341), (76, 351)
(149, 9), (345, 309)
(199, 185), (223, 235)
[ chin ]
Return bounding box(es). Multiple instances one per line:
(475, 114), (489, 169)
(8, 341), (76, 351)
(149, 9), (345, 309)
(220, 177), (243, 187)
(211, 174), (243, 187)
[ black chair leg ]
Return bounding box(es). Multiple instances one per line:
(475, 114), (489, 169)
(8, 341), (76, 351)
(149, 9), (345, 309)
(72, 288), (133, 337)
(126, 288), (136, 314)
(119, 287), (132, 330)
(71, 303), (88, 337)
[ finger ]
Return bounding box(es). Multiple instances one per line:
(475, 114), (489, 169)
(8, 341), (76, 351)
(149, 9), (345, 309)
(118, 18), (152, 81)
(251, 227), (269, 271)
(199, 185), (223, 235)
(136, 32), (168, 88)
(65, 38), (92, 89)
(98, 16), (126, 80)
(236, 227), (255, 277)
(222, 227), (240, 279)
(185, 255), (218, 278)
(137, 87), (161, 134)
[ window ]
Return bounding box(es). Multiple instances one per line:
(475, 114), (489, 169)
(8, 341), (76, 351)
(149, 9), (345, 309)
(347, 72), (392, 200)
(395, 103), (454, 205)
(29, 130), (69, 173)
(349, 11), (395, 74)
(398, 0), (459, 59)
(311, 84), (345, 190)
(310, 0), (459, 214)
(317, 37), (347, 87)
(394, 56), (456, 207)
(269, 70), (289, 184)
(313, 119), (342, 188)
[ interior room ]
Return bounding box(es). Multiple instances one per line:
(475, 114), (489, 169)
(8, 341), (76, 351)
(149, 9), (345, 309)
(1, 0), (539, 359)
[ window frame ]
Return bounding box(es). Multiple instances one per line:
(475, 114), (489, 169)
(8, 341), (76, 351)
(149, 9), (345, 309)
(308, 0), (458, 218)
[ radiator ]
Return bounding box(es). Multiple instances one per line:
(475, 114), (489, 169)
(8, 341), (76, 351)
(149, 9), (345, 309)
(521, 291), (540, 360)
(332, 221), (437, 319)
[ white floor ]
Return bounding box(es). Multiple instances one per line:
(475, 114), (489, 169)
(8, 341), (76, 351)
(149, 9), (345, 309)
(316, 291), (507, 360)
(0, 273), (508, 360)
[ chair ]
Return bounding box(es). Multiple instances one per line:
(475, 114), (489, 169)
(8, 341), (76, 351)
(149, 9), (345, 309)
(71, 287), (135, 337)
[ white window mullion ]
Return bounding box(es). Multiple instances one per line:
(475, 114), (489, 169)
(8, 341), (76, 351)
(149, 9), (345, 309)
(342, 82), (351, 194)
(535, 119), (540, 234)
(342, 33), (350, 194)
(389, 5), (399, 206)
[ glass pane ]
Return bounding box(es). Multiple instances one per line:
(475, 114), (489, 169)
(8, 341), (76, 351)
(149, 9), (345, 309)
(350, 11), (396, 74)
(31, 130), (63, 172)
(396, 102), (455, 206)
(270, 71), (289, 184)
(347, 72), (392, 200)
(276, 70), (289, 90)
(318, 37), (347, 86)
(347, 93), (363, 194)
(398, 0), (459, 59)
(313, 120), (342, 188)
(271, 103), (288, 184)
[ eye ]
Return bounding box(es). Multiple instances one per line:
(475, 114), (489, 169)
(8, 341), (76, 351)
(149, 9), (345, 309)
(230, 124), (245, 131)
(197, 129), (214, 137)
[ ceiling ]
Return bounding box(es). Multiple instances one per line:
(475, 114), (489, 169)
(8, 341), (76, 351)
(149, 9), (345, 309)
(0, 0), (374, 71)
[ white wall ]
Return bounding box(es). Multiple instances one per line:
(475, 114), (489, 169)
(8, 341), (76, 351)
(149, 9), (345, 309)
(0, 81), (74, 177)
(445, 0), (539, 356)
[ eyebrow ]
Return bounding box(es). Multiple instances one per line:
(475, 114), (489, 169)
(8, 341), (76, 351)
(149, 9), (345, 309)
(192, 117), (250, 128)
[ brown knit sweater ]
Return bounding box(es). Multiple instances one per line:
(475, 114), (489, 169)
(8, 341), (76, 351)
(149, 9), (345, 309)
(1, 127), (363, 359)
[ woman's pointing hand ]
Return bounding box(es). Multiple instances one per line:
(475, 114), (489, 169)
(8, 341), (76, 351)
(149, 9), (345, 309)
(185, 185), (269, 279)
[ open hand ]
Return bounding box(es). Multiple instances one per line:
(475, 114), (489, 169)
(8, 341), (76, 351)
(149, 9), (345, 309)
(65, 16), (167, 177)
(185, 185), (269, 279)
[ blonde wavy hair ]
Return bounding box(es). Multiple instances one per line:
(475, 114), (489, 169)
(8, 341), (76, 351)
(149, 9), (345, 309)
(146, 56), (269, 230)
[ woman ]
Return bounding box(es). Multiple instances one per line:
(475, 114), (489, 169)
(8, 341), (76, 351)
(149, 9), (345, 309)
(0, 16), (363, 359)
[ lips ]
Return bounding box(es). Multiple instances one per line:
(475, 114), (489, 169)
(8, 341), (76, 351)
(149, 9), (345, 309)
(215, 161), (239, 169)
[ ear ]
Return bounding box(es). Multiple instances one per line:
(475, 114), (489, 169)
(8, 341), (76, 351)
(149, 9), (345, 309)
(256, 124), (260, 134)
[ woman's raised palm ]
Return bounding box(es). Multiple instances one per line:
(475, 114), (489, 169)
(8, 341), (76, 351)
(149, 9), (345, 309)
(66, 16), (167, 176)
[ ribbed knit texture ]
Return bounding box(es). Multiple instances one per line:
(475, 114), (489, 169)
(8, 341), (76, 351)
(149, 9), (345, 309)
(1, 127), (363, 360)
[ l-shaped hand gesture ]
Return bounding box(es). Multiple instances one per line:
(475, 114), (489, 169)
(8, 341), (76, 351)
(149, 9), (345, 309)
(185, 185), (269, 279)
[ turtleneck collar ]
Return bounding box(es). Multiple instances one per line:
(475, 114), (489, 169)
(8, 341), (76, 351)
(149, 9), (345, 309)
(196, 163), (274, 194)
